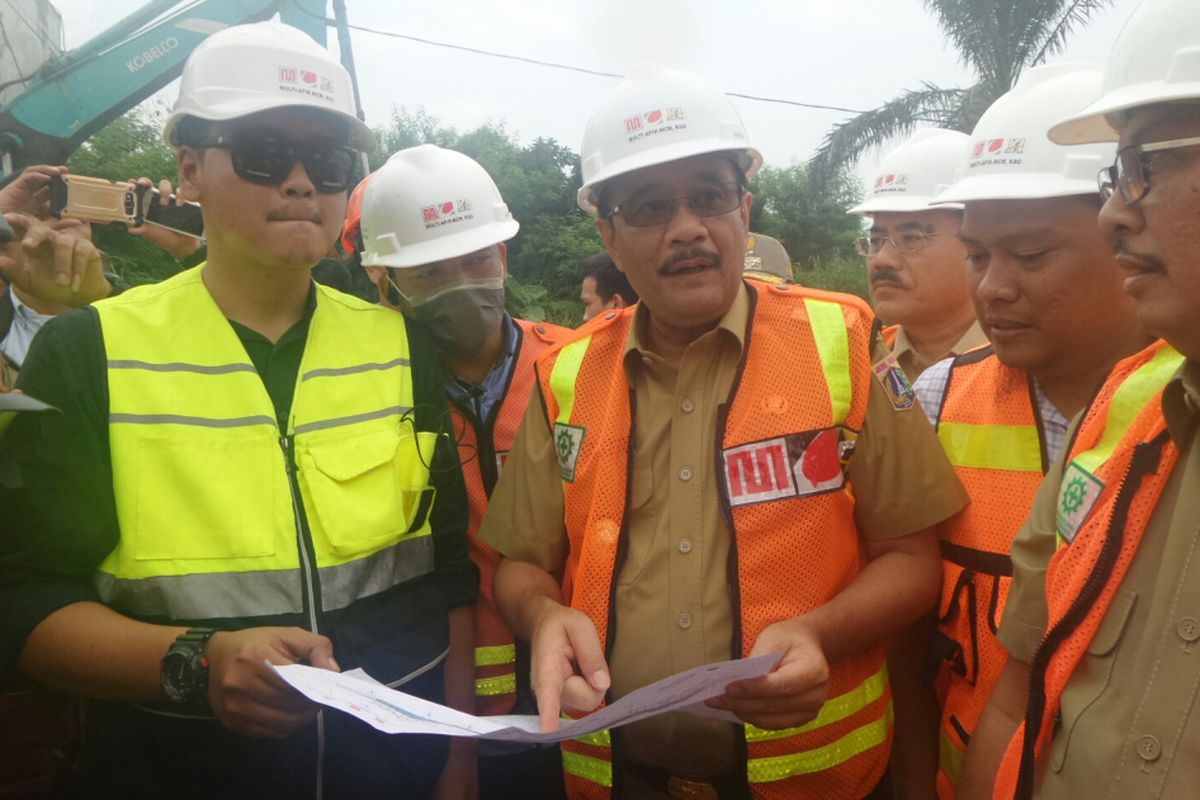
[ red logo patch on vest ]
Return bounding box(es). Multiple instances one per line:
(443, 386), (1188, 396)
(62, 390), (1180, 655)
(722, 428), (851, 507)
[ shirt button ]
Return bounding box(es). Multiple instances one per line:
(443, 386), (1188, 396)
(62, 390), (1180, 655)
(681, 398), (695, 413)
(678, 466), (693, 482)
(1178, 617), (1200, 642)
(677, 612), (693, 630)
(678, 538), (693, 555)
(1137, 735), (1162, 761)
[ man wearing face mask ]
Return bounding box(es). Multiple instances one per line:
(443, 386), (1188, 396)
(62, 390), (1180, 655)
(358, 144), (570, 799)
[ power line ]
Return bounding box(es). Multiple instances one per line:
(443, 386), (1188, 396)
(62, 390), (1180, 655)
(299, 9), (865, 115)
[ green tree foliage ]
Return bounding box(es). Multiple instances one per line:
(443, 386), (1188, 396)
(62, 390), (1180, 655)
(809, 0), (1115, 180)
(67, 112), (184, 285)
(748, 163), (862, 270)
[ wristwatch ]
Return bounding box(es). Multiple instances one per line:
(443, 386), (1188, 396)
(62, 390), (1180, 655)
(160, 627), (217, 704)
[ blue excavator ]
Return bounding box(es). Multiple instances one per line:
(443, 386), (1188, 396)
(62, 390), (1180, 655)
(0, 0), (364, 177)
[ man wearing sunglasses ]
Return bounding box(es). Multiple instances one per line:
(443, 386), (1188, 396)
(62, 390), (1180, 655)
(355, 144), (570, 799)
(959, 1), (1200, 798)
(479, 65), (967, 799)
(0, 22), (478, 799)
(848, 129), (986, 384)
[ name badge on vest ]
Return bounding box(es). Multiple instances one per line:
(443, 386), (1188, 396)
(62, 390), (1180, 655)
(553, 423), (585, 482)
(1056, 461), (1105, 545)
(723, 427), (854, 508)
(872, 354), (915, 412)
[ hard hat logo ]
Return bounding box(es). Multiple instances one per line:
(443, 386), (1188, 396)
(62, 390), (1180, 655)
(622, 106), (687, 142)
(276, 67), (336, 103)
(420, 200), (475, 230)
(968, 138), (1027, 168)
(872, 173), (910, 194)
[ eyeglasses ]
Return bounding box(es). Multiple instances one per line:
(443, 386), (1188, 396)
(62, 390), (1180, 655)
(854, 231), (941, 257)
(608, 181), (744, 228)
(192, 128), (359, 194)
(1098, 134), (1200, 204)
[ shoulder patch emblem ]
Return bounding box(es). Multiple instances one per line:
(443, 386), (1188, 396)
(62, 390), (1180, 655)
(872, 354), (915, 411)
(1056, 461), (1105, 545)
(553, 423), (585, 482)
(722, 428), (855, 508)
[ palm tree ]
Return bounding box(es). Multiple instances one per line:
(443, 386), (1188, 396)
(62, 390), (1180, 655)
(809, 0), (1116, 182)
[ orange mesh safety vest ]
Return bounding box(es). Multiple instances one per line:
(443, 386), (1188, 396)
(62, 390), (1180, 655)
(929, 347), (1048, 797)
(871, 318), (900, 351)
(994, 340), (1183, 799)
(450, 318), (568, 716)
(539, 281), (892, 800)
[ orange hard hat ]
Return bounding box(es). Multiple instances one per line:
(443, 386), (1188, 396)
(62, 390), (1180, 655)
(341, 171), (378, 253)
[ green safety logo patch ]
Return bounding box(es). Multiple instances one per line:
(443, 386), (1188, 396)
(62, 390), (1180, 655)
(1056, 461), (1105, 545)
(553, 423), (586, 482)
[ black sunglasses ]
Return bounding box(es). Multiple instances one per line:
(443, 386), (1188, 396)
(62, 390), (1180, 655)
(192, 128), (358, 194)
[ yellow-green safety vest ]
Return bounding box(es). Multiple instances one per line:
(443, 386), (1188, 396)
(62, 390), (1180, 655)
(93, 265), (438, 621)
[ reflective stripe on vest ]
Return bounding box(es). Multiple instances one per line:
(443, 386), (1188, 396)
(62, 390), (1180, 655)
(543, 283), (888, 798)
(457, 318), (569, 713)
(1055, 342), (1184, 547)
(95, 265), (436, 621)
(932, 350), (1046, 795)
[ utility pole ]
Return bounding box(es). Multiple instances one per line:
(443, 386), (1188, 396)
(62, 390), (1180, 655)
(330, 0), (371, 177)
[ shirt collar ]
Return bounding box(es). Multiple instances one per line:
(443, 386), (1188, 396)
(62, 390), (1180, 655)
(1161, 359), (1200, 445)
(9, 290), (56, 326)
(891, 319), (989, 363)
(622, 282), (750, 374)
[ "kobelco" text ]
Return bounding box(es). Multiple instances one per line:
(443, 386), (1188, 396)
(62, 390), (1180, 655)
(126, 37), (180, 72)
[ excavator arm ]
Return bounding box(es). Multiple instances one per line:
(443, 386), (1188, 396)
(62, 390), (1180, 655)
(0, 0), (329, 175)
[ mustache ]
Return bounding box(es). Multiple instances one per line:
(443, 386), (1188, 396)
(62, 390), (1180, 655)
(1111, 239), (1165, 270)
(659, 246), (722, 275)
(869, 270), (904, 287)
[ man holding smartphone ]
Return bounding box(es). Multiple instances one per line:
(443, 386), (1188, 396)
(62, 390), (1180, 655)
(0, 22), (477, 799)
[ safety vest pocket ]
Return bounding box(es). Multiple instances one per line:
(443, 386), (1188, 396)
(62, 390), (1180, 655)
(131, 432), (282, 561)
(299, 426), (435, 560)
(1049, 586), (1137, 773)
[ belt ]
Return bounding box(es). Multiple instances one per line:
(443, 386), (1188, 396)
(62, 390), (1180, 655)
(622, 761), (750, 800)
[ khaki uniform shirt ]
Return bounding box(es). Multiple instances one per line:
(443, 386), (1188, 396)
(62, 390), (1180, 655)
(480, 284), (968, 778)
(891, 320), (989, 383)
(999, 359), (1200, 799)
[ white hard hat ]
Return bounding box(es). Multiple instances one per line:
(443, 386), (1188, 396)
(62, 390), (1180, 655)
(360, 144), (519, 269)
(847, 128), (968, 216)
(1050, 0), (1200, 144)
(164, 21), (373, 150)
(935, 64), (1114, 203)
(577, 64), (763, 215)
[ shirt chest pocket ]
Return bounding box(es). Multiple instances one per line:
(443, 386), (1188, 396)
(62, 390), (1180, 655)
(298, 426), (436, 561)
(1050, 587), (1138, 773)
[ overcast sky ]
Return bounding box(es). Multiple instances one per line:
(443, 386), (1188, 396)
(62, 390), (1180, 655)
(48, 0), (1143, 174)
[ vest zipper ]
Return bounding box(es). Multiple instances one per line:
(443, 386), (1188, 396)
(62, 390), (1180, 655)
(1015, 434), (1167, 799)
(279, 433), (326, 800)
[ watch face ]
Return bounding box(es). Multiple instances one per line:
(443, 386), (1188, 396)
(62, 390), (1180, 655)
(161, 650), (198, 702)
